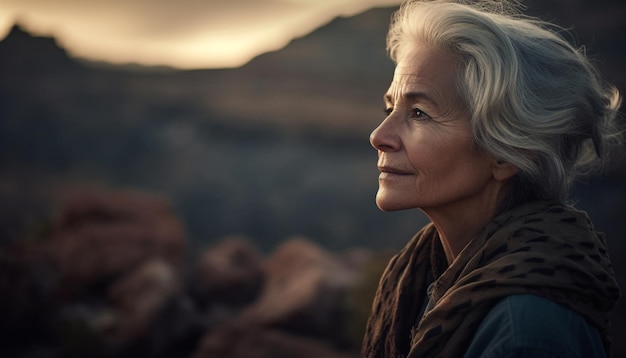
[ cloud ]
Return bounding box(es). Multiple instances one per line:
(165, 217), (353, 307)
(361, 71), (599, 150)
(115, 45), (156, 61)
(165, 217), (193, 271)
(0, 0), (402, 69)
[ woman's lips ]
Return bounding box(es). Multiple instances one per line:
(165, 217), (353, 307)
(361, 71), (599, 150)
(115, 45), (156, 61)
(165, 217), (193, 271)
(378, 166), (412, 176)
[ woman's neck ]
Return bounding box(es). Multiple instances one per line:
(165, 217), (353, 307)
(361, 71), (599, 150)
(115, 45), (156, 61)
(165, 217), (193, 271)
(423, 193), (503, 265)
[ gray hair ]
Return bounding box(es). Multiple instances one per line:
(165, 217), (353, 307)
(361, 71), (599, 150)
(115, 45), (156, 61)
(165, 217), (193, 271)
(387, 0), (622, 209)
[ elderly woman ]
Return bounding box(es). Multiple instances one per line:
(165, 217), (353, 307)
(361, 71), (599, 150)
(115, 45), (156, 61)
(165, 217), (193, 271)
(362, 1), (622, 357)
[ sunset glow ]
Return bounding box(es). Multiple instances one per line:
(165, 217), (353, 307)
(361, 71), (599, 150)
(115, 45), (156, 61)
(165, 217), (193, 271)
(0, 0), (402, 69)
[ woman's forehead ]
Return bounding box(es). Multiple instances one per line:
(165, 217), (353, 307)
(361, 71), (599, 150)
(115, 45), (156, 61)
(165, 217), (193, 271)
(386, 45), (460, 101)
(385, 77), (439, 107)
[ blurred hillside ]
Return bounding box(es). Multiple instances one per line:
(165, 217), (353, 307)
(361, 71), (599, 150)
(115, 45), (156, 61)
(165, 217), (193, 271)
(0, 7), (427, 254)
(0, 1), (624, 250)
(0, 0), (625, 355)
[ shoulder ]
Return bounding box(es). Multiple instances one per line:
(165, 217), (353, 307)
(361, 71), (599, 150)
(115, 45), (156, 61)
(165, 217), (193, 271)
(464, 294), (605, 358)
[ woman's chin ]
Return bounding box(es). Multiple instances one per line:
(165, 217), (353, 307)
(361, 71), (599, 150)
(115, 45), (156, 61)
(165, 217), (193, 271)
(375, 194), (413, 212)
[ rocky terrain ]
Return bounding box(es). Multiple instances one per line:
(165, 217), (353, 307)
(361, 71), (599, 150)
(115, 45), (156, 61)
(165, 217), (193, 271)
(0, 188), (393, 357)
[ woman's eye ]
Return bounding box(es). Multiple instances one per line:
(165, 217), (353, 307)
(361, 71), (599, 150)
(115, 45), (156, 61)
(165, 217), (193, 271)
(411, 108), (429, 121)
(383, 107), (430, 121)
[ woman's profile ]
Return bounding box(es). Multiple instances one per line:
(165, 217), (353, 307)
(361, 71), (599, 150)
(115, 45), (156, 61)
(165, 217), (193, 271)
(362, 1), (622, 357)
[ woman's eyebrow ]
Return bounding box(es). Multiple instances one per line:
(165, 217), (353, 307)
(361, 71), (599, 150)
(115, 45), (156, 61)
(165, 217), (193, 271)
(384, 91), (439, 107)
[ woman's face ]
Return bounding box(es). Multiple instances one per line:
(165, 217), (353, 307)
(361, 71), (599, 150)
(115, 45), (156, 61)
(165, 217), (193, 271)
(370, 43), (499, 214)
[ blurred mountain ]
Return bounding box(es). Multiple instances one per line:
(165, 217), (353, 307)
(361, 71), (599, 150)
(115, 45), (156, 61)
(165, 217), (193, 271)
(0, 7), (424, 254)
(0, 2), (624, 255)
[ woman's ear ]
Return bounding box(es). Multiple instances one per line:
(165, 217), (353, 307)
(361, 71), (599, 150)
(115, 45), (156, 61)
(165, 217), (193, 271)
(492, 159), (518, 181)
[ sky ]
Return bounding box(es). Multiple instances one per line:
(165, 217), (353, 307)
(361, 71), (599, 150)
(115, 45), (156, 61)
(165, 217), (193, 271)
(0, 0), (402, 69)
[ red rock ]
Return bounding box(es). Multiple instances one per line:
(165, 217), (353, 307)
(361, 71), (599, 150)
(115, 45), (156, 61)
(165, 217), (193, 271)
(103, 258), (180, 345)
(242, 237), (361, 340)
(46, 188), (185, 297)
(191, 236), (264, 306)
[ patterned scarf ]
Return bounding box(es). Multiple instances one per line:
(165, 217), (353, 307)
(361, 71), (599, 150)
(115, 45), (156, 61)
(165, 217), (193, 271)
(362, 201), (621, 357)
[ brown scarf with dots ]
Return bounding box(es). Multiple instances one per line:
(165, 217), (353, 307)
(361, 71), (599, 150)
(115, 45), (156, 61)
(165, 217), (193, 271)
(362, 201), (621, 358)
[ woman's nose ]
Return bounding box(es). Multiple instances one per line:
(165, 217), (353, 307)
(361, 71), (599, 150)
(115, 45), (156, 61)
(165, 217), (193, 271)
(370, 116), (400, 152)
